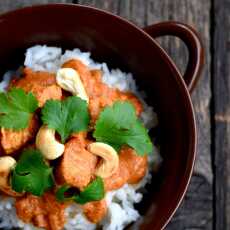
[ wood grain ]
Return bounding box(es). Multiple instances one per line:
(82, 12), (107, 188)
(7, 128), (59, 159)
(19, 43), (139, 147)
(213, 0), (229, 229)
(0, 0), (71, 14)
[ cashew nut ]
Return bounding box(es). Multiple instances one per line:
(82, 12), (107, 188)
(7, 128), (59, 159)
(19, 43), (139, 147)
(36, 125), (65, 160)
(56, 68), (89, 103)
(88, 142), (119, 178)
(0, 156), (21, 197)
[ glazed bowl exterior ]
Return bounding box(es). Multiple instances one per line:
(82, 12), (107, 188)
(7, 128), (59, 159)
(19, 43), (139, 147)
(0, 4), (203, 229)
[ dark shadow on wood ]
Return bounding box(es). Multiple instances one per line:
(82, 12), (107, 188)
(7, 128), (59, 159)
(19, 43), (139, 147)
(210, 0), (216, 230)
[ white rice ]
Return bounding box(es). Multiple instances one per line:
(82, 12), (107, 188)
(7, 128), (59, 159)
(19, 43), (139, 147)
(0, 45), (162, 230)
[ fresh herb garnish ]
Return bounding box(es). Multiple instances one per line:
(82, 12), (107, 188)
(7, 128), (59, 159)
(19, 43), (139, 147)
(56, 177), (105, 204)
(11, 149), (54, 196)
(75, 177), (105, 204)
(93, 101), (153, 156)
(41, 96), (90, 143)
(56, 184), (72, 202)
(0, 88), (38, 130)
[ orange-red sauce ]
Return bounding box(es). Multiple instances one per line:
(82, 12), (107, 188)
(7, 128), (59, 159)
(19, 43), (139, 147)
(0, 59), (148, 229)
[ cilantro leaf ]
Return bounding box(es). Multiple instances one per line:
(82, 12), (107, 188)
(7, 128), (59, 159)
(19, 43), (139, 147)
(93, 101), (153, 155)
(41, 96), (90, 143)
(74, 177), (105, 204)
(56, 184), (73, 202)
(0, 88), (38, 130)
(56, 177), (105, 204)
(11, 149), (54, 196)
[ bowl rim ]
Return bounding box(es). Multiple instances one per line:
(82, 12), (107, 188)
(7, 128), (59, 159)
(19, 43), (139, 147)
(0, 3), (197, 229)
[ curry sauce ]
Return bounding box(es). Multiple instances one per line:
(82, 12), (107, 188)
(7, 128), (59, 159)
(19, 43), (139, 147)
(0, 59), (148, 230)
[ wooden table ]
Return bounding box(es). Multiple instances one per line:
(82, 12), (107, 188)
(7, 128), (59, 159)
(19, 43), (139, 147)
(0, 0), (224, 229)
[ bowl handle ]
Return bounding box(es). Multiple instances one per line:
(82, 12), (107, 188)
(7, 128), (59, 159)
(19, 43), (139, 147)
(143, 21), (204, 92)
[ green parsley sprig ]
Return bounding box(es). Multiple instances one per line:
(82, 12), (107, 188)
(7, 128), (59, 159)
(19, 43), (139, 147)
(56, 177), (105, 204)
(41, 96), (90, 143)
(0, 88), (38, 130)
(93, 101), (153, 156)
(11, 149), (54, 196)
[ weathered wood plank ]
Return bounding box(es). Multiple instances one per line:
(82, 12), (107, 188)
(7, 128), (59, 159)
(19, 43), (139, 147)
(213, 0), (229, 229)
(167, 174), (212, 229)
(78, 0), (213, 229)
(78, 0), (96, 5)
(0, 0), (213, 229)
(0, 0), (72, 14)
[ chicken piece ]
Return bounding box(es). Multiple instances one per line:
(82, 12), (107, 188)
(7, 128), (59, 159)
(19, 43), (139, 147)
(56, 134), (98, 190)
(15, 194), (45, 226)
(120, 147), (148, 184)
(0, 115), (39, 154)
(83, 199), (107, 223)
(62, 60), (143, 122)
(104, 158), (130, 191)
(15, 192), (66, 230)
(12, 68), (62, 107)
(104, 147), (147, 191)
(43, 192), (67, 230)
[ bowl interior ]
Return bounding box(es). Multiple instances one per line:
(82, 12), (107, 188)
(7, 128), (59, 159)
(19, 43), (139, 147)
(0, 4), (196, 229)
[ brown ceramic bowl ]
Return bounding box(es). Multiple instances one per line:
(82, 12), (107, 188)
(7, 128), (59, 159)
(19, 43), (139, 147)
(0, 4), (203, 230)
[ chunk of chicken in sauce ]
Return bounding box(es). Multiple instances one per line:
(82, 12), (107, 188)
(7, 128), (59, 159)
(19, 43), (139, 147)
(82, 147), (147, 223)
(15, 192), (66, 230)
(56, 133), (98, 190)
(12, 68), (62, 107)
(103, 157), (130, 191)
(0, 115), (39, 154)
(62, 60), (143, 122)
(0, 68), (62, 154)
(83, 199), (107, 223)
(120, 147), (148, 184)
(104, 147), (148, 191)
